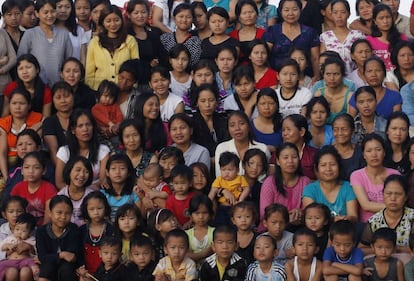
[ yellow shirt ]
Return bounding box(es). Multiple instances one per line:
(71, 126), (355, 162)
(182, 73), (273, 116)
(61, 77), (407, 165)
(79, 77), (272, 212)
(212, 175), (249, 204)
(153, 256), (198, 281)
(217, 259), (225, 280)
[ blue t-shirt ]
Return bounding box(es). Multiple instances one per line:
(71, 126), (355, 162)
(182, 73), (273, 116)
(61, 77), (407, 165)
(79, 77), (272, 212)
(302, 181), (356, 217)
(323, 246), (364, 265)
(251, 120), (283, 149)
(309, 125), (335, 149)
(101, 189), (139, 221)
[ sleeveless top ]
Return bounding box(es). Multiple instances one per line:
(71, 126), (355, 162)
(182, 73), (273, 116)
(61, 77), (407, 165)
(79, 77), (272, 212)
(293, 256), (317, 281)
(364, 256), (398, 281)
(134, 151), (154, 177)
(320, 87), (352, 124)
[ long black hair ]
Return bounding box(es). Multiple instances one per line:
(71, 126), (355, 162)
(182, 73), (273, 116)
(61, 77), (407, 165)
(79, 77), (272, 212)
(273, 143), (302, 197)
(371, 4), (401, 53)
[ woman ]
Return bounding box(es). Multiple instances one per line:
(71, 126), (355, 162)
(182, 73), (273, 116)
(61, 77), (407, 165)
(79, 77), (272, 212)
(43, 81), (74, 166)
(190, 1), (212, 40)
(0, 89), (43, 181)
(332, 113), (364, 181)
(282, 114), (317, 180)
(90, 0), (110, 37)
(4, 54), (52, 117)
(151, 0), (188, 33)
(347, 38), (372, 88)
(350, 133), (400, 223)
(169, 113), (210, 169)
(2, 0), (24, 53)
(85, 5), (139, 90)
(349, 57), (402, 120)
(263, 0), (319, 81)
(306, 96), (334, 149)
(215, 110), (271, 176)
(229, 0), (264, 66)
(191, 83), (229, 159)
(251, 88), (282, 154)
(385, 41), (414, 91)
(160, 3), (201, 67)
(248, 39), (278, 89)
(18, 0), (73, 86)
(260, 143), (311, 225)
(18, 0), (37, 30)
(353, 86), (387, 145)
(302, 145), (358, 222)
(349, 0), (378, 35)
(60, 57), (97, 110)
(118, 119), (157, 178)
(0, 24), (16, 114)
(55, 109), (110, 189)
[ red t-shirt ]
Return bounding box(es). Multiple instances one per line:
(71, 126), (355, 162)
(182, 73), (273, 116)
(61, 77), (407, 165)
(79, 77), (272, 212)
(256, 68), (278, 89)
(4, 81), (52, 105)
(165, 191), (195, 226)
(10, 180), (57, 225)
(411, 1), (414, 14)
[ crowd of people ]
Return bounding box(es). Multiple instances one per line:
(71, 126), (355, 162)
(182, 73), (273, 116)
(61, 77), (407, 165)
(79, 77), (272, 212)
(1, 0), (414, 280)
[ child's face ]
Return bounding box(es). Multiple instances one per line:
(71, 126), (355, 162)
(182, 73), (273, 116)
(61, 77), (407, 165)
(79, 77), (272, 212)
(331, 234), (354, 260)
(231, 207), (254, 232)
(164, 236), (188, 264)
(149, 72), (170, 96)
(86, 198), (106, 223)
(22, 156), (44, 183)
(159, 157), (178, 179)
(192, 167), (207, 191)
(215, 50), (236, 74)
(130, 245), (153, 270)
(263, 212), (286, 240)
(220, 163), (238, 181)
(244, 155), (264, 180)
(143, 170), (162, 190)
(253, 236), (277, 262)
(70, 161), (90, 189)
(171, 175), (191, 196)
(99, 90), (115, 106)
(294, 234), (317, 262)
(304, 207), (327, 234)
(290, 50), (307, 72)
(106, 161), (129, 185)
(278, 65), (299, 90)
(211, 232), (237, 261)
(118, 211), (138, 235)
(191, 204), (210, 227)
(2, 202), (25, 227)
(50, 202), (72, 229)
(371, 238), (395, 261)
(156, 216), (178, 236)
(99, 244), (121, 268)
(14, 223), (31, 240)
(169, 51), (189, 73)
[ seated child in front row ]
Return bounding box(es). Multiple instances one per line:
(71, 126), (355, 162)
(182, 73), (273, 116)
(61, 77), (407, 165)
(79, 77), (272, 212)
(199, 225), (247, 281)
(153, 229), (198, 281)
(245, 234), (287, 281)
(285, 228), (323, 281)
(0, 213), (39, 281)
(323, 220), (364, 281)
(128, 235), (157, 281)
(364, 228), (404, 281)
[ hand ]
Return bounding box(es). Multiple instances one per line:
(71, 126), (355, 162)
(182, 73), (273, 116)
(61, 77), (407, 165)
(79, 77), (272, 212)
(59, 251), (76, 262)
(289, 209), (302, 225)
(150, 58), (159, 67)
(147, 190), (157, 200)
(154, 274), (168, 281)
(15, 241), (31, 254)
(222, 189), (236, 205)
(142, 197), (155, 210)
(363, 267), (373, 276)
(0, 56), (8, 66)
(77, 266), (88, 278)
(31, 122), (42, 132)
(182, 219), (193, 230)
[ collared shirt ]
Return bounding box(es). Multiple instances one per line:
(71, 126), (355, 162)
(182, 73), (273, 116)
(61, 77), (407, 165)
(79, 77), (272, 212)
(153, 256), (197, 281)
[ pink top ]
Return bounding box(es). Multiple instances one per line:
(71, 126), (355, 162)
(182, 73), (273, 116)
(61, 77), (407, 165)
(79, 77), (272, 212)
(366, 35), (408, 71)
(350, 167), (400, 222)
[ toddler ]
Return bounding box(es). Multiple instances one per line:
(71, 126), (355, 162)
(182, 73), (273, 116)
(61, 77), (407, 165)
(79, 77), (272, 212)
(128, 236), (156, 281)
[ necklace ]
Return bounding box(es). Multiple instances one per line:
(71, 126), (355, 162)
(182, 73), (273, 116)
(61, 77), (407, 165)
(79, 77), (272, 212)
(336, 253), (352, 264)
(89, 223), (106, 246)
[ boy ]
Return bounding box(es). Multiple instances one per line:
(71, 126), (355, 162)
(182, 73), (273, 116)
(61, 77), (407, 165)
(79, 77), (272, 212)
(165, 165), (196, 227)
(152, 229), (197, 281)
(92, 236), (130, 281)
(364, 228), (404, 281)
(128, 235), (156, 281)
(405, 233), (414, 280)
(199, 225), (247, 281)
(323, 220), (364, 281)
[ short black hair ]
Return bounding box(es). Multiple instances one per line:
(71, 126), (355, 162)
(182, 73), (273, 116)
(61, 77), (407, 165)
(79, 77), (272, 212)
(100, 236), (122, 252)
(293, 227), (317, 245)
(63, 156), (93, 187)
(97, 79), (120, 100)
(329, 220), (356, 242)
(213, 225), (237, 242)
(80, 191), (111, 221)
(15, 213), (36, 233)
(255, 233), (277, 249)
(170, 164), (193, 182)
(219, 152), (240, 168)
(130, 235), (154, 250)
(371, 228), (396, 245)
(164, 229), (189, 248)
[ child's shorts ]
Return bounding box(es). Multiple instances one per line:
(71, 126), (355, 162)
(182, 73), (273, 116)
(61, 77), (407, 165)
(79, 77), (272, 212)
(0, 258), (36, 280)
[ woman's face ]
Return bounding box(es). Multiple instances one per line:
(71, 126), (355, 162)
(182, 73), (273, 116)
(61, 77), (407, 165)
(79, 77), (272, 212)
(282, 118), (304, 145)
(351, 43), (372, 68)
(234, 77), (255, 100)
(142, 96), (160, 120)
(383, 180), (407, 213)
(397, 47), (414, 71)
(16, 135), (39, 159)
(174, 9), (192, 31)
(278, 65), (298, 90)
(169, 118), (192, 146)
(323, 63), (343, 89)
(355, 91), (376, 117)
(193, 7), (208, 29)
(102, 12), (122, 36)
(374, 10), (393, 33)
(122, 125), (141, 152)
(169, 51), (189, 73)
(17, 60), (38, 84)
(91, 3), (107, 25)
(309, 102), (328, 128)
(386, 118), (409, 146)
(290, 50), (307, 73)
(21, 5), (37, 29)
(316, 154), (339, 182)
(197, 90), (217, 116)
(56, 0), (71, 22)
(150, 72), (170, 96)
(192, 67), (214, 86)
(10, 94), (30, 119)
(277, 147), (299, 174)
(331, 2), (349, 28)
(257, 95), (277, 119)
(280, 0), (300, 24)
(238, 4), (257, 26)
(75, 0), (91, 22)
(249, 44), (268, 67)
(333, 118), (353, 145)
(244, 155), (264, 179)
(53, 89), (74, 113)
(228, 114), (249, 142)
(358, 0), (374, 21)
(72, 114), (93, 143)
(61, 61), (82, 87)
(3, 6), (22, 28)
(209, 13), (227, 35)
(364, 60), (385, 87)
(128, 4), (148, 27)
(36, 3), (57, 26)
(215, 50), (236, 74)
(363, 139), (385, 167)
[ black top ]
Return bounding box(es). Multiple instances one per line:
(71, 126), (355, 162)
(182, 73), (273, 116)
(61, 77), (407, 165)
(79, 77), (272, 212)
(43, 114), (67, 147)
(94, 262), (131, 281)
(299, 0), (323, 34)
(340, 145), (365, 181)
(235, 232), (257, 265)
(315, 231), (329, 261)
(127, 260), (156, 281)
(384, 144), (410, 176)
(200, 36), (240, 61)
(200, 254), (247, 281)
(74, 82), (97, 110)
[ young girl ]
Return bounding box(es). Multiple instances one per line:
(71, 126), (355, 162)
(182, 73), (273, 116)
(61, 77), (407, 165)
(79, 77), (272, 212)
(147, 208), (179, 261)
(58, 156), (94, 227)
(36, 195), (83, 281)
(10, 152), (57, 226)
(263, 203), (294, 265)
(168, 44), (192, 98)
(149, 66), (184, 123)
(248, 39), (278, 90)
(158, 146), (185, 184)
(276, 59), (312, 118)
(79, 191), (114, 274)
(114, 203), (146, 262)
(289, 47), (312, 90)
(285, 228), (323, 281)
(231, 201), (257, 265)
(190, 162), (211, 195)
(100, 154), (141, 222)
(185, 194), (215, 265)
(303, 202), (331, 261)
(215, 46), (238, 112)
